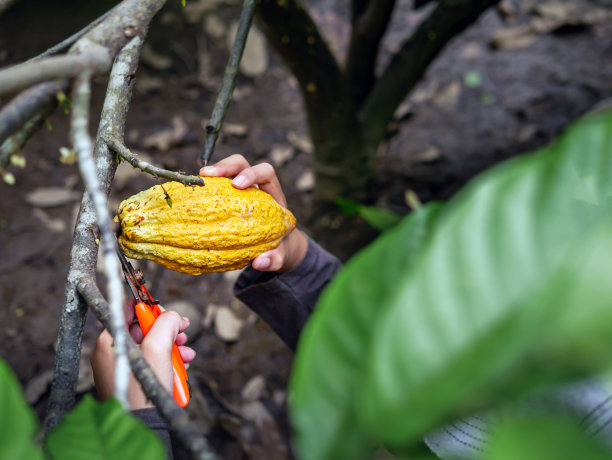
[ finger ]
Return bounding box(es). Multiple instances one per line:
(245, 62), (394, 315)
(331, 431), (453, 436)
(252, 246), (286, 272)
(140, 310), (186, 357)
(179, 345), (196, 363)
(231, 163), (287, 207)
(123, 299), (136, 329)
(199, 154), (250, 177)
(129, 323), (144, 343)
(175, 332), (188, 347)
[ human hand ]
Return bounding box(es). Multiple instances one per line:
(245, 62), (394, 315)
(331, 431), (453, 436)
(90, 300), (196, 410)
(200, 154), (308, 273)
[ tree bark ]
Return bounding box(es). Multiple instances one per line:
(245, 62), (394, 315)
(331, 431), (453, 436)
(45, 34), (144, 433)
(257, 0), (377, 201)
(257, 0), (499, 202)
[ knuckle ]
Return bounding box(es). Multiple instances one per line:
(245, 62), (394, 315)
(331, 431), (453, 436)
(162, 310), (182, 324)
(259, 162), (275, 176)
(227, 154), (249, 166)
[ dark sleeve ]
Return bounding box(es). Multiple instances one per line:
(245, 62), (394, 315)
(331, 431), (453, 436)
(233, 236), (343, 351)
(132, 408), (173, 460)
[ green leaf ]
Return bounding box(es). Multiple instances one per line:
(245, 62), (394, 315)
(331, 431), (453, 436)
(359, 109), (612, 446)
(290, 203), (444, 460)
(485, 416), (612, 460)
(0, 359), (44, 460)
(335, 197), (403, 232)
(45, 396), (165, 460)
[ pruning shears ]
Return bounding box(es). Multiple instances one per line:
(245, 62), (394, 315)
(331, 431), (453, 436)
(115, 242), (190, 407)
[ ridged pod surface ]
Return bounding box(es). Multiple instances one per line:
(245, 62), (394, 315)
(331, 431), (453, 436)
(116, 177), (297, 275)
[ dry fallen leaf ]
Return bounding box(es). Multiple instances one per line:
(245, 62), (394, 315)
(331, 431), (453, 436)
(286, 131), (313, 154)
(26, 187), (81, 208)
(296, 170), (315, 192)
(270, 144), (294, 167)
(142, 115), (188, 151)
(241, 375), (266, 402)
(214, 305), (244, 342)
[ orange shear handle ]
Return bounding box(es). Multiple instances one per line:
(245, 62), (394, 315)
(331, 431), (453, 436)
(134, 301), (190, 407)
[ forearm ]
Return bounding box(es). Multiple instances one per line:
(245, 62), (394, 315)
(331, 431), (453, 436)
(234, 235), (343, 350)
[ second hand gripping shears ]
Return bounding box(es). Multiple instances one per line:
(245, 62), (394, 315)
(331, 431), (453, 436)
(115, 243), (190, 407)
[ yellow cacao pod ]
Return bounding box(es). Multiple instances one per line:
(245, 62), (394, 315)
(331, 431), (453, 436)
(116, 177), (297, 275)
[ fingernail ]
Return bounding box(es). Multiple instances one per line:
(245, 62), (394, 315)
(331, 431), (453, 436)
(200, 166), (218, 176)
(183, 316), (190, 325)
(256, 257), (270, 270)
(232, 175), (247, 187)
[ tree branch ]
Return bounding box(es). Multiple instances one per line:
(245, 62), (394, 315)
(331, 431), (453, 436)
(0, 50), (112, 96)
(362, 0), (499, 143)
(0, 80), (66, 148)
(106, 135), (205, 186)
(78, 281), (218, 460)
(0, 103), (55, 169)
(72, 71), (129, 408)
(346, 0), (396, 106)
(201, 0), (256, 166)
(0, 0), (167, 155)
(256, 0), (354, 146)
(45, 35), (145, 433)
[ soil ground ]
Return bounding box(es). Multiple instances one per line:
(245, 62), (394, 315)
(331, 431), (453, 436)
(1, 0), (611, 458)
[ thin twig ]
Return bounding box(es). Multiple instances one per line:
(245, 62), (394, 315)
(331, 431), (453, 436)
(27, 9), (115, 62)
(78, 281), (218, 460)
(106, 135), (204, 186)
(72, 72), (129, 409)
(0, 49), (111, 96)
(200, 0), (256, 166)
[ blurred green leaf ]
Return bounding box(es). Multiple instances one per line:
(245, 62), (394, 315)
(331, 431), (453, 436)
(45, 395), (165, 460)
(292, 109), (612, 458)
(291, 203), (443, 460)
(359, 110), (612, 446)
(0, 359), (43, 460)
(485, 416), (612, 460)
(335, 197), (403, 232)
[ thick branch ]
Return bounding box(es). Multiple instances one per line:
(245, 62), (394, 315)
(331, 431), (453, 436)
(346, 0), (396, 105)
(78, 281), (217, 460)
(0, 80), (65, 148)
(106, 136), (204, 186)
(256, 0), (354, 146)
(72, 72), (129, 408)
(201, 0), (256, 166)
(0, 103), (55, 169)
(362, 0), (499, 143)
(45, 35), (144, 433)
(0, 50), (112, 96)
(0, 0), (166, 156)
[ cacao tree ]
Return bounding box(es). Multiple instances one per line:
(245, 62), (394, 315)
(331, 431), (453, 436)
(256, 0), (500, 201)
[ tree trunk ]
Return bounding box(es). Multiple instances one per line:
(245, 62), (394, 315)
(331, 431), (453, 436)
(308, 114), (378, 202)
